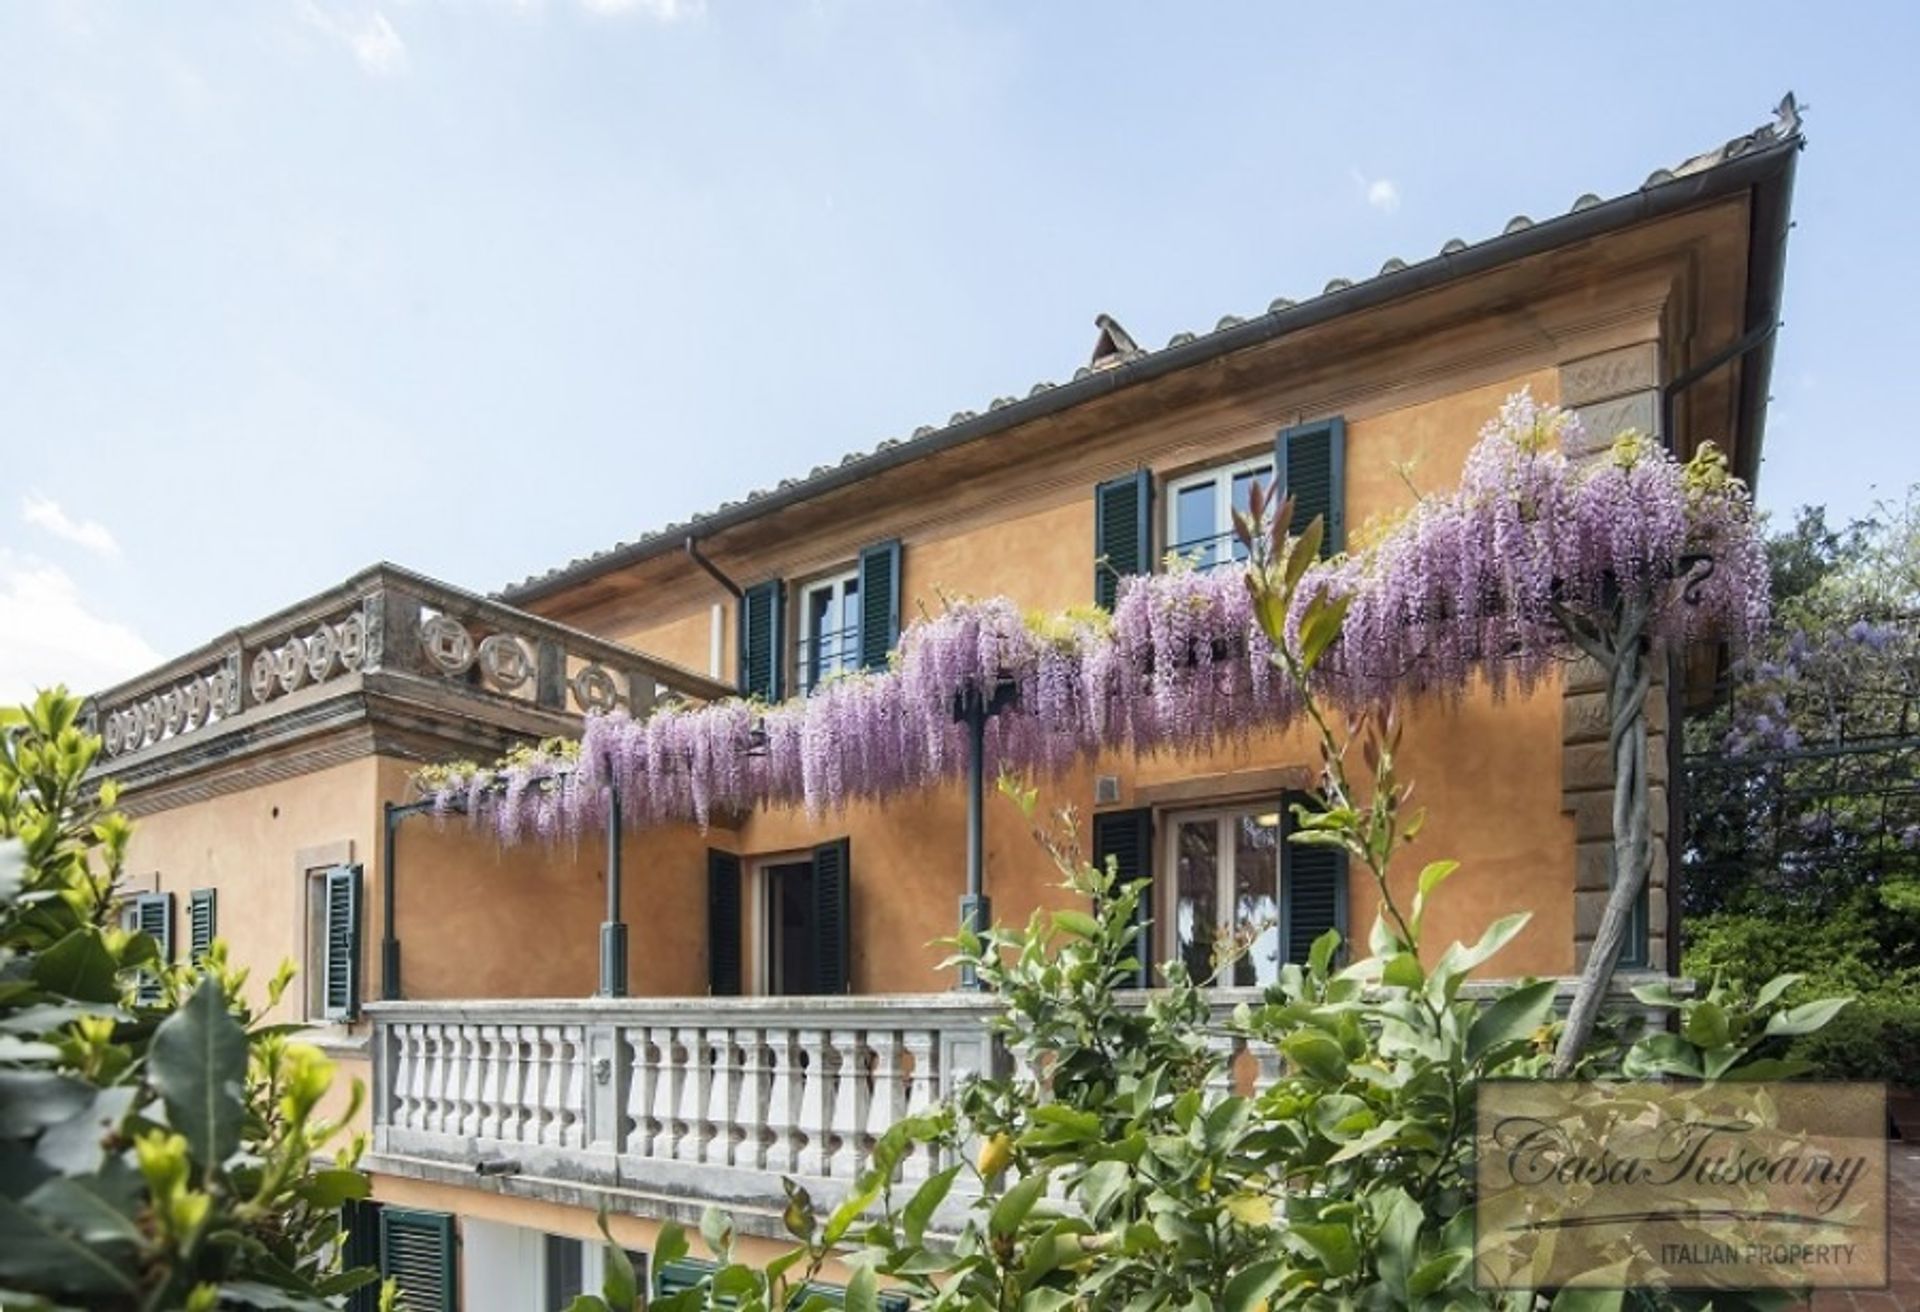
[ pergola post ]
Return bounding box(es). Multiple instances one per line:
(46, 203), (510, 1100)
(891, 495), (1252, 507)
(955, 678), (1017, 991)
(599, 774), (628, 998)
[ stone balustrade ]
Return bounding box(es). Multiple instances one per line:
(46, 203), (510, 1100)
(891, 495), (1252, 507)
(85, 563), (730, 765)
(368, 995), (1008, 1218)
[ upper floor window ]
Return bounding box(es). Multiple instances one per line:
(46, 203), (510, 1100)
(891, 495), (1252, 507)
(799, 569), (860, 693)
(1166, 456), (1274, 571)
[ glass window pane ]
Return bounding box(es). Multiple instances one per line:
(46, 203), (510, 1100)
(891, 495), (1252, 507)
(806, 587), (835, 688)
(839, 578), (860, 672)
(1175, 482), (1220, 568)
(1232, 811), (1282, 987)
(1175, 820), (1220, 984)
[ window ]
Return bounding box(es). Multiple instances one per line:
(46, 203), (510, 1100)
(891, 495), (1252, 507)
(544, 1234), (585, 1308)
(302, 865), (361, 1022)
(798, 569), (860, 692)
(1166, 456), (1275, 570)
(1164, 804), (1283, 987)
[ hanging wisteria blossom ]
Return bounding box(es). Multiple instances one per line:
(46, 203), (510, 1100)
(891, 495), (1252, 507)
(420, 389), (1768, 843)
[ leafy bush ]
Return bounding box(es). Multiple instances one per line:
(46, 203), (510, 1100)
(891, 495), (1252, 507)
(0, 690), (377, 1310)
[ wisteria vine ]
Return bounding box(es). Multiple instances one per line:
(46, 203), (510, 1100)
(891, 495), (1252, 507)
(422, 389), (1768, 843)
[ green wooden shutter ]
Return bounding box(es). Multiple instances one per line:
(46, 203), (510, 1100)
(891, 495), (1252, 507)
(322, 865), (362, 1022)
(1281, 793), (1348, 964)
(341, 1199), (383, 1312)
(134, 892), (173, 1004)
(1094, 470), (1152, 609)
(658, 1258), (719, 1300)
(1091, 809), (1154, 989)
(658, 1258), (905, 1312)
(1620, 877), (1650, 969)
(738, 580), (786, 700)
(857, 540), (903, 670)
(378, 1207), (456, 1312)
(188, 889), (217, 965)
(707, 849), (742, 997)
(1276, 418), (1347, 555)
(810, 838), (852, 995)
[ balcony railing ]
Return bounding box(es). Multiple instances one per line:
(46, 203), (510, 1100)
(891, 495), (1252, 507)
(85, 563), (731, 767)
(366, 996), (1008, 1225)
(362, 983), (1661, 1234)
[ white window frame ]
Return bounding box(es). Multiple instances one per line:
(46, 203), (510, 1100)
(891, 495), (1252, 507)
(796, 567), (861, 693)
(745, 851), (814, 997)
(1159, 802), (1284, 986)
(1164, 454), (1275, 570)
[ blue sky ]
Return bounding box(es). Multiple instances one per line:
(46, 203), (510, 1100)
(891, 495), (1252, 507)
(2, 1), (1915, 699)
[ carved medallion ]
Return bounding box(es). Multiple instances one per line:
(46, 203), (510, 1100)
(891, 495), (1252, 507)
(336, 612), (367, 671)
(477, 633), (534, 691)
(421, 614), (475, 675)
(570, 663), (621, 713)
(306, 625), (338, 683)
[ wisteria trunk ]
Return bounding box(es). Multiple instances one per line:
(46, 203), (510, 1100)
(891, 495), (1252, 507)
(1550, 601), (1654, 1077)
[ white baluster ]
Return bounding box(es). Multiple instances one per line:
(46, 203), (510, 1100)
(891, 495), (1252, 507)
(561, 1026), (586, 1149)
(764, 1028), (800, 1174)
(459, 1023), (483, 1138)
(795, 1028), (832, 1177)
(901, 1029), (937, 1180)
(672, 1025), (705, 1162)
(477, 1025), (503, 1141)
(392, 1024), (418, 1131)
(827, 1028), (868, 1178)
(500, 1025), (527, 1143)
(651, 1025), (682, 1160)
(533, 1025), (561, 1146)
(424, 1025), (449, 1133)
(703, 1026), (739, 1167)
(736, 1028), (771, 1171)
(867, 1030), (907, 1182)
(626, 1026), (657, 1158)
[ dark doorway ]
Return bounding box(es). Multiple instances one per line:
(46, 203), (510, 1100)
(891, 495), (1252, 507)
(765, 861), (816, 996)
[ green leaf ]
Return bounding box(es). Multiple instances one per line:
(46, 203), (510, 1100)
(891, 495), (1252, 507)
(1549, 1288), (1625, 1312)
(1467, 979), (1560, 1066)
(1222, 1257), (1286, 1312)
(844, 1265), (879, 1312)
(30, 928), (120, 1004)
(1682, 999), (1733, 1050)
(295, 1166), (371, 1210)
(1382, 952), (1424, 989)
(652, 1219), (689, 1273)
(0, 1191), (142, 1297)
(1288, 1220), (1359, 1277)
(149, 974), (249, 1167)
(1764, 996), (1852, 1038)
(1454, 913), (1532, 975)
(1280, 1031), (1348, 1084)
(1417, 860), (1460, 900)
(822, 1177), (881, 1246)
(1051, 910), (1100, 940)
(0, 1070), (91, 1138)
(989, 1171), (1049, 1238)
(1407, 1249), (1470, 1297)
(699, 1205), (734, 1262)
(1077, 1159), (1129, 1223)
(903, 1164), (959, 1245)
(1754, 973), (1803, 1011)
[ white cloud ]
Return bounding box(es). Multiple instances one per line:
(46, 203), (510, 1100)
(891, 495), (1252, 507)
(580, 0), (704, 19)
(22, 494), (120, 558)
(0, 552), (160, 704)
(1350, 168), (1401, 214)
(298, 3), (409, 76)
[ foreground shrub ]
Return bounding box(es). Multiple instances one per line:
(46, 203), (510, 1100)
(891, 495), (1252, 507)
(0, 690), (376, 1310)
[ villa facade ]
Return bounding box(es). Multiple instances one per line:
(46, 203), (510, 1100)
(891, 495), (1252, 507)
(90, 102), (1801, 1311)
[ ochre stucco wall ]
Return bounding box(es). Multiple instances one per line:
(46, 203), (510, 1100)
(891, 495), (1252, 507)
(544, 369), (1582, 985)
(122, 756), (386, 1026)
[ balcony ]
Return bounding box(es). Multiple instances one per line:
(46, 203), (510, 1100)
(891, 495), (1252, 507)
(359, 982), (1662, 1238)
(363, 995), (1010, 1235)
(84, 562), (730, 798)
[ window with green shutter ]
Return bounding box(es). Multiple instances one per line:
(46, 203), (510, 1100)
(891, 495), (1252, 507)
(341, 1199), (383, 1312)
(378, 1207), (456, 1312)
(1281, 792), (1348, 965)
(321, 865), (362, 1022)
(1275, 418), (1347, 555)
(132, 891), (173, 1004)
(707, 849), (743, 997)
(188, 889), (217, 965)
(1094, 470), (1152, 608)
(857, 539), (902, 670)
(810, 838), (851, 995)
(738, 580), (786, 700)
(1091, 809), (1154, 989)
